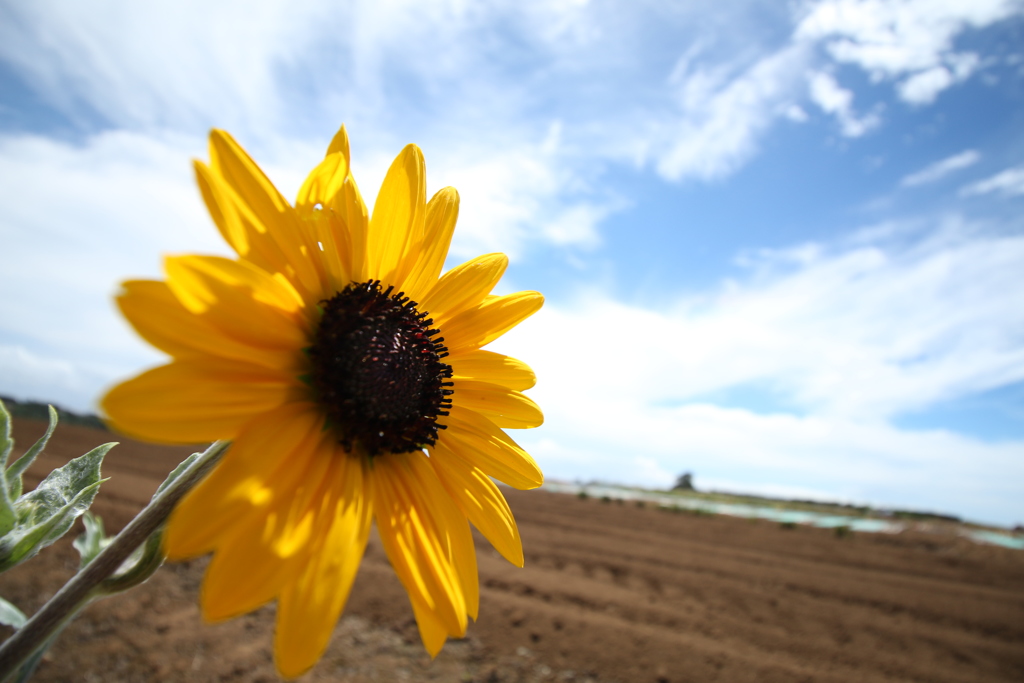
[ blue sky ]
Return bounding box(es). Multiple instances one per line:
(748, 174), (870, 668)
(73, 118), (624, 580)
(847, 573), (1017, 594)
(1, 0), (1023, 526)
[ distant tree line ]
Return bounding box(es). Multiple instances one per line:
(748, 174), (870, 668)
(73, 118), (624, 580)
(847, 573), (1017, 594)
(0, 395), (107, 431)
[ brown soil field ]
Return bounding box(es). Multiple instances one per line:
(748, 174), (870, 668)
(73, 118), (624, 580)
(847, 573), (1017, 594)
(1, 417), (1023, 683)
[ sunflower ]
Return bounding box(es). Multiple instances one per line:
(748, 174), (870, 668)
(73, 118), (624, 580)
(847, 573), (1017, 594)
(101, 125), (544, 678)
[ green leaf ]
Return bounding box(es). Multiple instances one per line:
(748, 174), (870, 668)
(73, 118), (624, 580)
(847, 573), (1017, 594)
(72, 511), (110, 569)
(153, 451), (201, 499)
(6, 406), (58, 501)
(0, 401), (17, 538)
(0, 595), (26, 629)
(0, 442), (114, 573)
(97, 530), (164, 596)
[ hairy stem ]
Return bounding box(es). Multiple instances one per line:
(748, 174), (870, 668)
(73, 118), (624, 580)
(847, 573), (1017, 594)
(0, 440), (229, 680)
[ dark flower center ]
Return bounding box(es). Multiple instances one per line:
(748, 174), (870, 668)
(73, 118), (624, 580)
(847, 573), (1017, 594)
(308, 280), (453, 457)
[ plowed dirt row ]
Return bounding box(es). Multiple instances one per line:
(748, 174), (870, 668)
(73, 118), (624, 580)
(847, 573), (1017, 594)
(1, 419), (1022, 682)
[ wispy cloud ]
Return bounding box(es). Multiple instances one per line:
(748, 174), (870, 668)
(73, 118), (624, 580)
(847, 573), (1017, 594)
(655, 43), (810, 181)
(897, 54), (980, 105)
(2, 0), (1019, 189)
(0, 0), (317, 135)
(807, 71), (880, 137)
(796, 0), (1017, 104)
(960, 164), (1024, 197)
(901, 149), (981, 187)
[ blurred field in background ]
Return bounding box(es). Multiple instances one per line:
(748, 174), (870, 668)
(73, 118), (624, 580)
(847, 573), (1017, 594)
(1, 417), (1021, 683)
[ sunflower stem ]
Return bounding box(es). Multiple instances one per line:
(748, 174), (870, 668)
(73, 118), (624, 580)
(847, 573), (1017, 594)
(0, 440), (229, 680)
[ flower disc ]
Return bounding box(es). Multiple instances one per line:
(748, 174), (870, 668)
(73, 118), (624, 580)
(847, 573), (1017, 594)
(308, 280), (453, 456)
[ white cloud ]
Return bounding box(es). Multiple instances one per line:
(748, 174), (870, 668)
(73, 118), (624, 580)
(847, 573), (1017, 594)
(0, 131), (217, 409)
(656, 44), (811, 181)
(0, 346), (123, 414)
(897, 62), (961, 100)
(0, 0), (322, 135)
(898, 66), (955, 105)
(650, 0), (1020, 181)
(782, 104), (809, 122)
(897, 56), (982, 105)
(2, 0), (1019, 191)
(0, 0), (606, 141)
(9, 0), (619, 261)
(960, 165), (1024, 197)
(497, 216), (1024, 524)
(425, 135), (617, 260)
(509, 218), (1024, 424)
(901, 149), (980, 187)
(808, 71), (880, 137)
(797, 0), (1020, 104)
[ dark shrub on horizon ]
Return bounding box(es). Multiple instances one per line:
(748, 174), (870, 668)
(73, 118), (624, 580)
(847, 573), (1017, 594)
(0, 395), (107, 431)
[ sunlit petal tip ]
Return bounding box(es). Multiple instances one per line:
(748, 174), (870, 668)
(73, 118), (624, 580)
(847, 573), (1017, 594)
(208, 127), (238, 150)
(367, 142), (427, 286)
(412, 598), (451, 658)
(326, 124), (351, 161)
(443, 290), (545, 354)
(422, 252), (509, 322)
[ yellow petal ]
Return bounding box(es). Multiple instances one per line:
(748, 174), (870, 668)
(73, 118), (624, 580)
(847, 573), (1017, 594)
(317, 124), (362, 286)
(440, 406), (543, 490)
(194, 159), (249, 256)
(428, 441), (523, 567)
(413, 448), (481, 618)
(164, 255), (308, 350)
(421, 253), (507, 325)
(208, 130), (324, 295)
(208, 129), (291, 226)
(326, 124), (351, 159)
(201, 437), (337, 622)
(441, 292), (544, 355)
(293, 124), (352, 214)
(366, 144), (425, 288)
(295, 151), (349, 212)
(402, 187), (459, 303)
(303, 209), (351, 292)
(167, 254), (304, 313)
(164, 402), (324, 559)
(116, 280), (299, 372)
(102, 359), (293, 444)
(435, 481), (478, 622)
(199, 510), (297, 622)
(275, 452), (372, 679)
(452, 380), (543, 429)
(449, 350), (536, 391)
(195, 159), (304, 282)
(332, 175), (369, 283)
(372, 453), (467, 638)
(410, 591), (452, 657)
